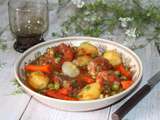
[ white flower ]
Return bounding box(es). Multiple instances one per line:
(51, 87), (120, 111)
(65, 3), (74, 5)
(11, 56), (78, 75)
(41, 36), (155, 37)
(119, 17), (133, 28)
(123, 28), (137, 48)
(90, 16), (97, 21)
(125, 28), (137, 38)
(119, 17), (133, 22)
(71, 0), (85, 8)
(84, 17), (90, 22)
(84, 11), (90, 15)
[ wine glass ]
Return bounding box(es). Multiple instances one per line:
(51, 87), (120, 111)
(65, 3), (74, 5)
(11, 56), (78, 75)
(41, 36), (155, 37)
(8, 0), (49, 53)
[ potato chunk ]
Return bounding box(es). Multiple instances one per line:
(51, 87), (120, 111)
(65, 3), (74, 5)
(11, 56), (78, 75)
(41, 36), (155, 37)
(73, 55), (92, 66)
(77, 42), (98, 57)
(78, 82), (101, 100)
(28, 71), (49, 90)
(103, 50), (122, 66)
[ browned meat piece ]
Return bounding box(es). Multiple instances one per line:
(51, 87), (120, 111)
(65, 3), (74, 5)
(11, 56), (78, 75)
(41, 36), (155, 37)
(87, 56), (113, 77)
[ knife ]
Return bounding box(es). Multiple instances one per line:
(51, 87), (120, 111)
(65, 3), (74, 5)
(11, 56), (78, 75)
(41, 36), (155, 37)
(112, 70), (160, 120)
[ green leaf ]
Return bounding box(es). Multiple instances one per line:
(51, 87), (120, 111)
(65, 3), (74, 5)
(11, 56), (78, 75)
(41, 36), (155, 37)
(0, 39), (7, 51)
(11, 79), (24, 95)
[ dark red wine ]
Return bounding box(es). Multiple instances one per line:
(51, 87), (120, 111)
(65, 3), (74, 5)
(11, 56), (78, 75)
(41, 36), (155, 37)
(14, 34), (44, 53)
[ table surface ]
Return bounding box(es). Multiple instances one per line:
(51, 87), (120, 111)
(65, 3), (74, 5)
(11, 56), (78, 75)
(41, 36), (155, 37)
(0, 0), (160, 120)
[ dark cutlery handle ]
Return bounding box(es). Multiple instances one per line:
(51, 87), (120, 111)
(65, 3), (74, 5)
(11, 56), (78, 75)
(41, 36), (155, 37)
(112, 84), (151, 120)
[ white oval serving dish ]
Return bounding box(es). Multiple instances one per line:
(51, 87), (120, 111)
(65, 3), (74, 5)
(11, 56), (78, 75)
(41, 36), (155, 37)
(14, 36), (143, 111)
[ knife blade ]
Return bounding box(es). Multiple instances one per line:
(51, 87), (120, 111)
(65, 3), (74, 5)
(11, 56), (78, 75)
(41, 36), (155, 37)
(147, 71), (160, 87)
(112, 70), (160, 120)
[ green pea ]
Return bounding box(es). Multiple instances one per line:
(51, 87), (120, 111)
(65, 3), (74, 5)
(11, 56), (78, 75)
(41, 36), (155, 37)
(111, 82), (120, 91)
(54, 82), (60, 90)
(48, 83), (60, 90)
(48, 83), (54, 89)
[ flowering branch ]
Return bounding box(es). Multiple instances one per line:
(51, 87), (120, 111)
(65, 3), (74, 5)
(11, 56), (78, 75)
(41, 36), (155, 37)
(54, 0), (160, 49)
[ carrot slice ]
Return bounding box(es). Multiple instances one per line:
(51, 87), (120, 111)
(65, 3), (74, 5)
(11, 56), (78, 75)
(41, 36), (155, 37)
(116, 64), (132, 79)
(121, 80), (133, 90)
(80, 75), (95, 84)
(45, 90), (78, 101)
(25, 64), (52, 74)
(58, 88), (70, 96)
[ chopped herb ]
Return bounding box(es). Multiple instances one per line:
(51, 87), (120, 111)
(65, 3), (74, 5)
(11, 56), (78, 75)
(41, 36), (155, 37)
(71, 80), (78, 88)
(54, 53), (62, 63)
(55, 52), (62, 58)
(84, 85), (90, 90)
(125, 66), (129, 71)
(75, 95), (80, 99)
(55, 57), (61, 63)
(114, 71), (121, 77)
(104, 80), (111, 93)
(69, 92), (79, 98)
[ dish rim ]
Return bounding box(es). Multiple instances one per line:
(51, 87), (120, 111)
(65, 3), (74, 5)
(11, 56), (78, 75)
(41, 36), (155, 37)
(14, 36), (143, 104)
